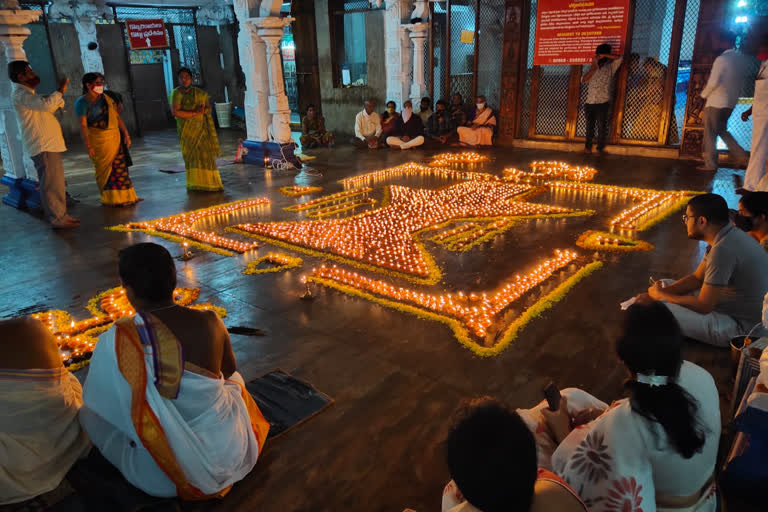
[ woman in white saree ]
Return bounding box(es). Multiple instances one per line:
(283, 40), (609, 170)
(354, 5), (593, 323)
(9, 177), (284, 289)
(518, 302), (721, 512)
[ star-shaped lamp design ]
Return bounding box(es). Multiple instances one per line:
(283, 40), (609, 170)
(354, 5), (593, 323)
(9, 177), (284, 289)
(234, 181), (587, 282)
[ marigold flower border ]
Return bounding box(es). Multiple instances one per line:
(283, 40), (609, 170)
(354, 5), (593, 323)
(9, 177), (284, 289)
(309, 260), (603, 357)
(576, 230), (655, 252)
(243, 254), (303, 275)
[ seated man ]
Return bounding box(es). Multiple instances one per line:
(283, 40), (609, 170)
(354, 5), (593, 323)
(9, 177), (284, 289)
(386, 100), (425, 150)
(0, 317), (91, 504)
(418, 96), (433, 124)
(300, 104), (334, 148)
(441, 397), (587, 512)
(449, 93), (468, 128)
(636, 193), (768, 346)
(736, 191), (768, 250)
(352, 99), (382, 149)
(380, 100), (400, 141)
(79, 243), (270, 498)
(457, 95), (496, 146)
(426, 99), (456, 144)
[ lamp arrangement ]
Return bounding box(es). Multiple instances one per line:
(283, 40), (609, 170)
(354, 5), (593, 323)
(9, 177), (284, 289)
(279, 186), (323, 197)
(32, 286), (225, 370)
(243, 252), (303, 275)
(504, 161), (597, 183)
(428, 151), (489, 167)
(235, 181), (571, 281)
(309, 249), (577, 338)
(111, 198), (269, 255)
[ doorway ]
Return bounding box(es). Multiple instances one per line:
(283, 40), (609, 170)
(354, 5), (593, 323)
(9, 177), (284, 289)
(129, 63), (174, 132)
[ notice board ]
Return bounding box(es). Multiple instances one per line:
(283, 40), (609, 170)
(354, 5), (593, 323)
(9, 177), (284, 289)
(533, 0), (629, 66)
(126, 19), (169, 50)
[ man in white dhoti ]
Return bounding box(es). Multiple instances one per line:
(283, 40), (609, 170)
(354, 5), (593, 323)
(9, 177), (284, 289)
(741, 36), (768, 192)
(79, 243), (270, 499)
(698, 30), (750, 171)
(456, 96), (496, 147)
(0, 317), (91, 505)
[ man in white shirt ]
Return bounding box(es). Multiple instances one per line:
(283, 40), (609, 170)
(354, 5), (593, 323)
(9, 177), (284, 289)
(352, 99), (382, 149)
(698, 31), (750, 171)
(581, 44), (622, 154)
(9, 61), (78, 229)
(741, 36), (768, 192)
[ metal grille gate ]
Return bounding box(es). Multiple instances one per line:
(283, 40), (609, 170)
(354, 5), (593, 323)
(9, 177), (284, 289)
(428, 0), (504, 109)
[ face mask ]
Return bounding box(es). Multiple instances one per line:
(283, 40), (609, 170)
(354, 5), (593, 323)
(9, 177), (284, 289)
(734, 214), (754, 232)
(93, 85), (104, 94)
(476, 103), (485, 110)
(387, 108), (395, 114)
(758, 51), (768, 61)
(403, 106), (412, 114)
(27, 76), (41, 88)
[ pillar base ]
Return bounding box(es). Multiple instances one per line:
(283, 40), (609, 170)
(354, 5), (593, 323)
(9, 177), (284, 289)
(1, 175), (41, 210)
(242, 140), (302, 168)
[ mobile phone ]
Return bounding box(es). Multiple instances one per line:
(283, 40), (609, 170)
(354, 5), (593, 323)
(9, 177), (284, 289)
(543, 381), (561, 411)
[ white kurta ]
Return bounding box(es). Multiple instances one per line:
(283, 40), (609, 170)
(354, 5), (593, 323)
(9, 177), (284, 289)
(79, 326), (261, 497)
(745, 61), (768, 191)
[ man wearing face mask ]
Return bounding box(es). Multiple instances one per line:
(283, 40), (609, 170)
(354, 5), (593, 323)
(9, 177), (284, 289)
(581, 44), (622, 155)
(736, 191), (768, 250)
(9, 61), (79, 229)
(426, 99), (456, 145)
(386, 100), (425, 150)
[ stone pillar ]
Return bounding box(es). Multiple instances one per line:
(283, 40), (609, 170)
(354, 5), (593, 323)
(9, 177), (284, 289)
(383, 0), (411, 108)
(233, 0), (270, 142)
(74, 17), (103, 73)
(0, 6), (41, 207)
(254, 16), (294, 143)
(406, 22), (428, 106)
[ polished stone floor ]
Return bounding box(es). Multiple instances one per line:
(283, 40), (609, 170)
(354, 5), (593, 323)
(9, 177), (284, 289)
(0, 132), (748, 511)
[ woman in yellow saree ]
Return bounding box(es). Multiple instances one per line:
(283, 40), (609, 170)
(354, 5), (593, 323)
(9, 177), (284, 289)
(76, 73), (140, 206)
(170, 68), (223, 192)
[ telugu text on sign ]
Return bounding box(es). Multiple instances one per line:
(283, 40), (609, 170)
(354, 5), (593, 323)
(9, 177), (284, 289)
(533, 0), (629, 66)
(126, 19), (169, 50)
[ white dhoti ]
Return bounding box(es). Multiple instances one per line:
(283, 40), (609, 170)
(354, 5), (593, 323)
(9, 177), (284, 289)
(386, 135), (424, 149)
(80, 316), (269, 498)
(0, 367), (91, 504)
(745, 70), (768, 191)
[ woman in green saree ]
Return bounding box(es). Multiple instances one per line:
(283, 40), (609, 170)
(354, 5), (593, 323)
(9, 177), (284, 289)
(170, 68), (223, 192)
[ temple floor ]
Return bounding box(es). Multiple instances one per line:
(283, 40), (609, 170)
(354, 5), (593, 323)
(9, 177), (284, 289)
(0, 131), (748, 511)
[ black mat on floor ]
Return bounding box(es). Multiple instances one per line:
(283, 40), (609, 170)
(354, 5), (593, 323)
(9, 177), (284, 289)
(246, 369), (334, 439)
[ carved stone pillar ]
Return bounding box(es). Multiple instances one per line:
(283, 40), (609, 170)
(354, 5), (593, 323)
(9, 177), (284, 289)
(383, 0), (411, 108)
(254, 16), (294, 143)
(406, 22), (428, 106)
(0, 5), (41, 209)
(233, 0), (270, 142)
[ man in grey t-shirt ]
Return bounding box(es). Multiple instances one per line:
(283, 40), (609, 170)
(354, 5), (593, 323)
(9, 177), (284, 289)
(635, 193), (768, 346)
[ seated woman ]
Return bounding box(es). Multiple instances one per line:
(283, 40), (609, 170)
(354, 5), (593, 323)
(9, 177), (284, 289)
(300, 104), (334, 148)
(735, 191), (768, 250)
(518, 302), (720, 512)
(380, 100), (400, 142)
(441, 397), (588, 512)
(0, 317), (91, 504)
(456, 96), (496, 147)
(386, 100), (425, 150)
(79, 243), (270, 499)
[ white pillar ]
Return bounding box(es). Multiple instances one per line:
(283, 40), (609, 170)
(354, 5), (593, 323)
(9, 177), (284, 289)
(383, 0), (411, 108)
(407, 22), (428, 106)
(74, 16), (103, 73)
(0, 7), (41, 181)
(233, 0), (271, 141)
(253, 16), (293, 144)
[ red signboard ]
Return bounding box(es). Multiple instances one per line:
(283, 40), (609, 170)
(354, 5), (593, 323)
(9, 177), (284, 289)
(533, 0), (630, 66)
(126, 19), (169, 50)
